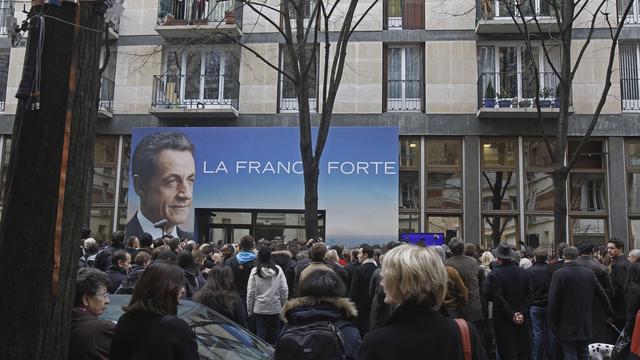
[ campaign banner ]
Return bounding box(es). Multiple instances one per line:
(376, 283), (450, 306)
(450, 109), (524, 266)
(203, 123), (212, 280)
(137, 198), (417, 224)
(126, 127), (398, 246)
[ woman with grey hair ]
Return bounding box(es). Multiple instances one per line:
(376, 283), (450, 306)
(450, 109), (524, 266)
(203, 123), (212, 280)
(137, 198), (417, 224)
(69, 268), (114, 360)
(357, 245), (486, 359)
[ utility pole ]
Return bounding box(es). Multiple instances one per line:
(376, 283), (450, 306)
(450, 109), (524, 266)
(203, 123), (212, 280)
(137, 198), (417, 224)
(0, 1), (105, 358)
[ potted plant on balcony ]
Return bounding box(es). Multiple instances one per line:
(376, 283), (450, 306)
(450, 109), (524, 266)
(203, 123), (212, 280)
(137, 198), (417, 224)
(518, 98), (531, 108)
(537, 87), (552, 108)
(225, 9), (236, 25)
(497, 88), (513, 108)
(483, 81), (496, 108)
(553, 84), (561, 108)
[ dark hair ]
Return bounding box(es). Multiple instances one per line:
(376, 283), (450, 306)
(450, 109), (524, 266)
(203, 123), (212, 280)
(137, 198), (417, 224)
(556, 242), (568, 258)
(361, 244), (374, 259)
(81, 228), (92, 239)
(448, 237), (465, 256)
(166, 237), (180, 252)
(139, 232), (153, 248)
(299, 269), (346, 298)
(350, 249), (359, 261)
(112, 231), (126, 248)
(111, 250), (130, 266)
(127, 236), (139, 248)
(123, 261), (183, 315)
(310, 242), (328, 262)
(74, 268), (110, 306)
(563, 246), (579, 260)
(194, 266), (240, 315)
(240, 235), (255, 251)
(134, 251), (152, 266)
(577, 240), (594, 255)
(256, 246), (279, 278)
(533, 248), (548, 263)
(152, 237), (166, 249)
(288, 243), (300, 258)
(609, 238), (625, 252)
(177, 250), (196, 269)
(157, 249), (178, 263)
(131, 132), (195, 186)
(464, 243), (477, 257)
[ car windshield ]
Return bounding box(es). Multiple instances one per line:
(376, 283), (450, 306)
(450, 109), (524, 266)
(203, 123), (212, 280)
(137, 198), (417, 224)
(102, 295), (272, 360)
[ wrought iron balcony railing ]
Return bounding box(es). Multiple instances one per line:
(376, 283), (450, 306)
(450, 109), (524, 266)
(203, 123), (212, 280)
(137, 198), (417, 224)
(387, 79), (423, 111)
(152, 74), (239, 110)
(477, 71), (568, 109)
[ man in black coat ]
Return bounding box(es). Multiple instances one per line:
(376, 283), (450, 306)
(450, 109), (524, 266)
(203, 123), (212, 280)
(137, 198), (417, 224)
(349, 244), (378, 336)
(526, 248), (553, 360)
(485, 243), (531, 360)
(608, 238), (630, 334)
(224, 235), (257, 306)
(548, 246), (614, 360)
(576, 240), (613, 343)
(94, 231), (126, 272)
(106, 250), (131, 294)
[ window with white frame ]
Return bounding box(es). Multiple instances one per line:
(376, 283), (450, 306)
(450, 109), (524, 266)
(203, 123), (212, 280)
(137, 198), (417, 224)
(492, 0), (553, 18)
(385, 45), (423, 112)
(621, 43), (640, 110)
(478, 45), (560, 104)
(279, 46), (317, 112)
(619, 0), (640, 25)
(159, 47), (239, 107)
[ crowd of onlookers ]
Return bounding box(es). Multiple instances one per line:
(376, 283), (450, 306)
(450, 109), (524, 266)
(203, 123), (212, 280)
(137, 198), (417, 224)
(69, 231), (640, 360)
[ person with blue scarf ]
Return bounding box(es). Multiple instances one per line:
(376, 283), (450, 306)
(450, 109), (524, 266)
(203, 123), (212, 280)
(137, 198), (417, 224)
(224, 235), (258, 310)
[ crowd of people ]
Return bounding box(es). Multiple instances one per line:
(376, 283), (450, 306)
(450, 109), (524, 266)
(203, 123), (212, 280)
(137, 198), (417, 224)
(69, 230), (640, 360)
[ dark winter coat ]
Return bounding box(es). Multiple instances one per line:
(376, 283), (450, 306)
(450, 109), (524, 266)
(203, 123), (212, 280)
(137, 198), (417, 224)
(577, 255), (614, 343)
(69, 308), (114, 360)
(106, 265), (127, 294)
(611, 255), (630, 322)
(625, 282), (640, 333)
(95, 245), (124, 272)
(445, 254), (484, 322)
(527, 261), (550, 307)
(197, 291), (248, 328)
(484, 261), (531, 358)
(294, 258), (349, 296)
(548, 262), (613, 342)
(281, 296), (362, 359)
(348, 262), (378, 334)
(272, 250), (297, 298)
(109, 311), (199, 360)
(344, 262), (361, 289)
(356, 299), (486, 360)
(224, 254), (257, 304)
(182, 266), (205, 299)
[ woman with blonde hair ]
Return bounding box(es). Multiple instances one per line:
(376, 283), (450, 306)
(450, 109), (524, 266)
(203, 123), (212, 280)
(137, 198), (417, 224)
(357, 245), (486, 360)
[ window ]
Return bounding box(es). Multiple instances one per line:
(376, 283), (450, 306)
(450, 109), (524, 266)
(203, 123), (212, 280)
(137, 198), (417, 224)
(384, 45), (424, 112)
(425, 139), (463, 238)
(619, 0), (640, 25)
(627, 140), (640, 248)
(99, 47), (117, 113)
(0, 55), (8, 112)
(568, 139), (608, 245)
(158, 0), (231, 24)
(155, 48), (239, 108)
(399, 137), (420, 209)
(481, 138), (519, 248)
(478, 45), (560, 108)
(620, 43), (640, 110)
(0, 136), (10, 203)
(279, 46), (317, 112)
(288, 0), (316, 20)
(385, 0), (424, 30)
(492, 0), (553, 18)
(524, 138), (556, 250)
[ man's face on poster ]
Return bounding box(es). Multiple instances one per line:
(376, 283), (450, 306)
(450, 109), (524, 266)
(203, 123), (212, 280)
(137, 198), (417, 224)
(136, 149), (195, 228)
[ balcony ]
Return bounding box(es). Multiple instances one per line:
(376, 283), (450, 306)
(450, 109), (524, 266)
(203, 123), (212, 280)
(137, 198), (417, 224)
(622, 77), (640, 111)
(98, 77), (114, 118)
(279, 97), (317, 113)
(156, 0), (241, 39)
(477, 71), (571, 118)
(619, 0), (640, 25)
(476, 0), (558, 34)
(386, 79), (423, 112)
(150, 74), (239, 119)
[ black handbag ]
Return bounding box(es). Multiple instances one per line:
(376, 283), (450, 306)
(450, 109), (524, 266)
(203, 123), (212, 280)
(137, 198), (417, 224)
(613, 329), (631, 360)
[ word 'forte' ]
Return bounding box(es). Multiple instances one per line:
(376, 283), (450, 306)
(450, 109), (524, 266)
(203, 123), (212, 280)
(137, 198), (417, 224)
(202, 161), (397, 175)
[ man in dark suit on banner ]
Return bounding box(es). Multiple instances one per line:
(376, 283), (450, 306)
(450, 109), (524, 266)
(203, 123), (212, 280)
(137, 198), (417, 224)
(126, 131), (195, 240)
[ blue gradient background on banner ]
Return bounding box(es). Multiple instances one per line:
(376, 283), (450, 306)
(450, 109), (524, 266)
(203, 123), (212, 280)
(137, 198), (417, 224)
(127, 127), (398, 245)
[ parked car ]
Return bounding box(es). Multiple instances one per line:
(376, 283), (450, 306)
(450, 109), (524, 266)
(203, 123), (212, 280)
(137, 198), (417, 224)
(102, 294), (273, 360)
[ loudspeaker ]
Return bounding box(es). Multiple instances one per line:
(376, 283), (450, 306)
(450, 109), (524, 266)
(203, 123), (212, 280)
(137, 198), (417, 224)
(445, 230), (457, 243)
(527, 234), (540, 249)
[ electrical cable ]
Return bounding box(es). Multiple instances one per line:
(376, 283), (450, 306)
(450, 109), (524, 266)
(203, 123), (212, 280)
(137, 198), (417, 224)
(39, 14), (103, 33)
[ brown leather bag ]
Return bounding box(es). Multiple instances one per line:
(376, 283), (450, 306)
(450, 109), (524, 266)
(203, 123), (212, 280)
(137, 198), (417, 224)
(454, 318), (472, 360)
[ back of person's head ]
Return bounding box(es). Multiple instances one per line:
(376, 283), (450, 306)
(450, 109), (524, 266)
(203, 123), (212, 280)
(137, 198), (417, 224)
(240, 235), (255, 251)
(139, 232), (153, 248)
(330, 245), (344, 256)
(464, 243), (477, 258)
(533, 248), (548, 263)
(124, 260), (184, 315)
(519, 258), (532, 269)
(480, 251), (495, 266)
(609, 238), (625, 252)
(381, 245), (447, 310)
(257, 246), (272, 264)
(83, 238), (99, 254)
(350, 249), (359, 262)
(577, 241), (594, 255)
(325, 249), (339, 263)
(193, 250), (206, 265)
(432, 246), (446, 261)
(177, 250), (196, 269)
(81, 228), (92, 240)
(563, 246), (579, 261)
(111, 250), (129, 266)
(447, 237), (465, 256)
(112, 231), (126, 248)
(296, 250), (308, 261)
(75, 268), (110, 307)
(299, 268), (346, 298)
(556, 242), (568, 258)
(310, 242), (328, 262)
(630, 249), (640, 259)
(134, 251), (152, 266)
(156, 247), (178, 263)
(198, 266), (235, 294)
(288, 242), (300, 258)
(361, 244), (374, 259)
(166, 237), (180, 252)
(152, 237), (166, 249)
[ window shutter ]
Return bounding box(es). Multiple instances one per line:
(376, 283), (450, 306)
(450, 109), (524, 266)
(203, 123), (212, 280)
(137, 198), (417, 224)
(403, 0), (424, 29)
(383, 45), (388, 113)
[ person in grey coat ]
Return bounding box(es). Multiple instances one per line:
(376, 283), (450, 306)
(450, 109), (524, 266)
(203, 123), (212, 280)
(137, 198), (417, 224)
(548, 246), (614, 360)
(445, 238), (485, 327)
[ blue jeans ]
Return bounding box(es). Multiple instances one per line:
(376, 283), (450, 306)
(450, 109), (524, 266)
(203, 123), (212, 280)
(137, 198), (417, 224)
(254, 313), (280, 345)
(530, 306), (555, 360)
(561, 341), (589, 360)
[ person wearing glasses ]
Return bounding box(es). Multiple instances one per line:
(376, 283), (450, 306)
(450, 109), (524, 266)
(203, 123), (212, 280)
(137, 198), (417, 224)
(69, 268), (115, 360)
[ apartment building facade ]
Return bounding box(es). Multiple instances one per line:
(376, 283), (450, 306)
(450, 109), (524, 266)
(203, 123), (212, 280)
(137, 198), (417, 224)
(0, 0), (638, 250)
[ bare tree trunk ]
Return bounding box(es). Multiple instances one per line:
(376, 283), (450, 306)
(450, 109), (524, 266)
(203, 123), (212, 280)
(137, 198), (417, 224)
(0, 2), (103, 358)
(552, 169), (568, 244)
